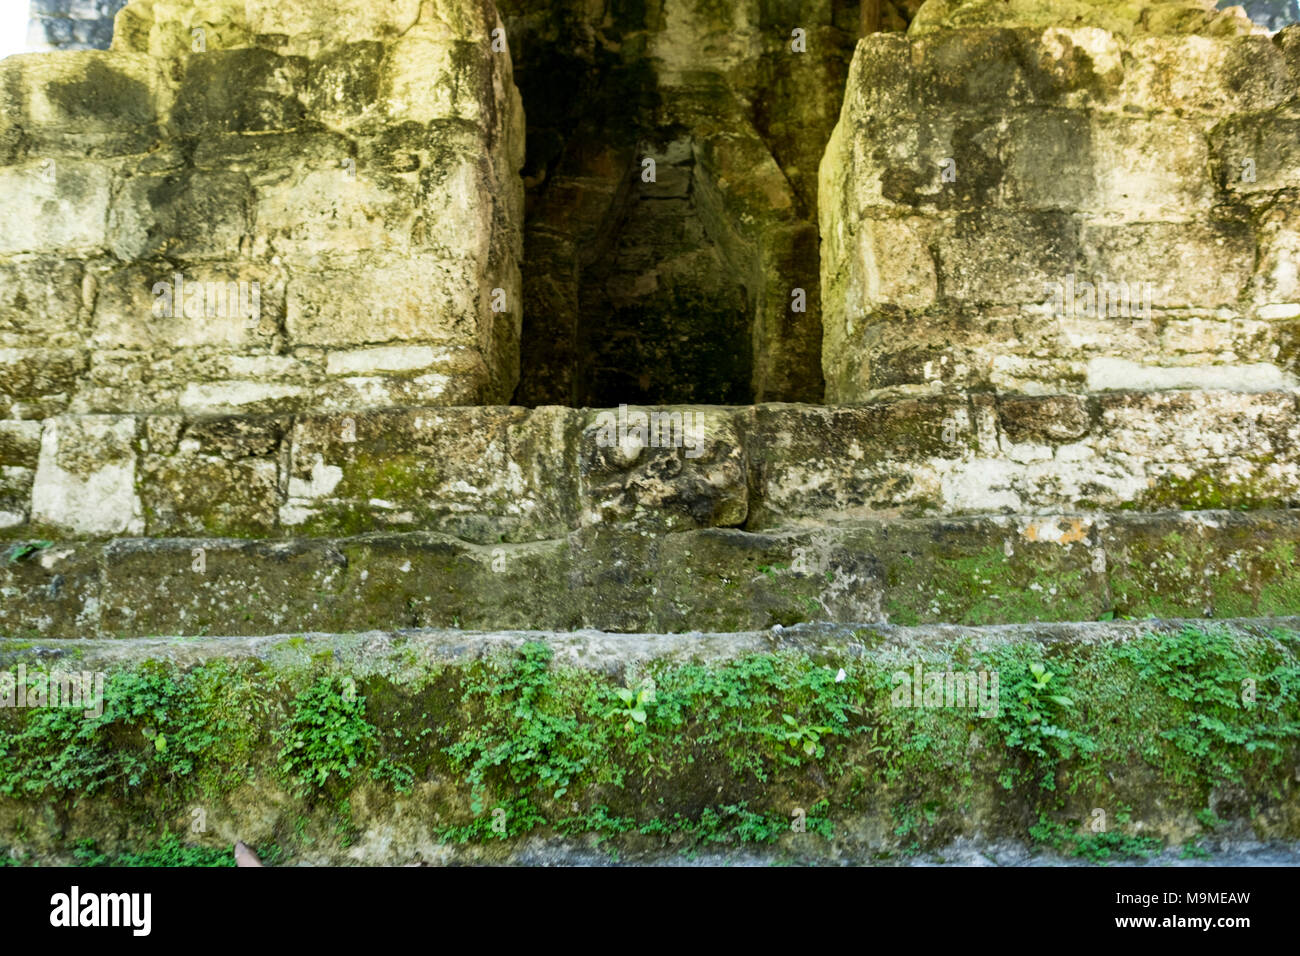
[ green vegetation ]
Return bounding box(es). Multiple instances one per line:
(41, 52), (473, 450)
(0, 626), (1297, 864)
(278, 675), (377, 794)
(71, 833), (235, 868)
(5, 541), (52, 564)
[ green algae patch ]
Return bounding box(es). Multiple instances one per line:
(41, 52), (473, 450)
(884, 543), (1102, 626)
(1, 626), (1299, 864)
(1110, 529), (1300, 619)
(1129, 467), (1293, 513)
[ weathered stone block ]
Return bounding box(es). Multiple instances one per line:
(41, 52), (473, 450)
(0, 258), (86, 347)
(1211, 114), (1300, 194)
(254, 161), (417, 258)
(0, 348), (87, 418)
(0, 542), (101, 635)
(1119, 34), (1292, 114)
(1080, 218), (1255, 308)
(98, 537), (345, 636)
(90, 261), (282, 349)
(0, 51), (164, 159)
(139, 415), (284, 536)
(30, 415), (142, 535)
(910, 0), (1255, 37)
(936, 210), (1080, 306)
(170, 48), (309, 135)
(108, 168), (252, 261)
(745, 400), (973, 527)
(284, 254), (480, 348)
(577, 406), (747, 532)
(300, 41), (385, 124)
(1253, 204), (1300, 307)
(0, 161), (113, 256)
(1087, 116), (1213, 219)
(282, 407), (578, 541)
(1105, 510), (1300, 618)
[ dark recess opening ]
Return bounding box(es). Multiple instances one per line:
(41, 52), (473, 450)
(502, 5), (756, 407)
(497, 0), (936, 408)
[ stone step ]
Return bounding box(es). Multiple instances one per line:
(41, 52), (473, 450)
(3, 509), (1299, 638)
(3, 388), (1298, 539)
(1, 618), (1296, 865)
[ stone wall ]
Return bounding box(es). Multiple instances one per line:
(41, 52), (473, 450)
(6, 386), (1299, 535)
(1, 0), (525, 421)
(820, 3), (1300, 401)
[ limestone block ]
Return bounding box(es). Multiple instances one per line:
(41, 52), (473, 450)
(300, 41), (386, 126)
(744, 400), (973, 527)
(0, 51), (165, 159)
(253, 159), (418, 258)
(936, 210), (1080, 306)
(30, 415), (143, 535)
(0, 258), (87, 348)
(111, 0), (254, 57)
(909, 0), (1257, 36)
(282, 407), (578, 541)
(0, 160), (113, 256)
(1211, 114), (1300, 193)
(140, 416), (282, 535)
(577, 406), (747, 532)
(108, 168), (252, 261)
(1080, 218), (1255, 308)
(169, 48), (308, 135)
(284, 254), (480, 347)
(1253, 204), (1300, 307)
(0, 348), (87, 419)
(90, 261), (283, 349)
(1119, 34), (1291, 113)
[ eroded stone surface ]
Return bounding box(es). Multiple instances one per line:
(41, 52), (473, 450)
(5, 392), (1300, 538)
(820, 19), (1300, 402)
(2, 511), (1299, 635)
(0, 0), (525, 418)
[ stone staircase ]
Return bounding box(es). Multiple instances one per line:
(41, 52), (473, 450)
(5, 394), (1300, 638)
(1, 0), (1299, 866)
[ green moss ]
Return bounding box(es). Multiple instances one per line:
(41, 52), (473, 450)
(294, 452), (434, 536)
(1130, 466), (1289, 512)
(72, 833), (234, 868)
(1112, 532), (1300, 619)
(1234, 541), (1300, 616)
(2, 626), (1299, 863)
(885, 545), (1098, 625)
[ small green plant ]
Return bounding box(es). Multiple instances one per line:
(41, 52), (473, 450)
(1029, 815), (1163, 863)
(1027, 662), (1075, 710)
(73, 833), (233, 867)
(608, 678), (656, 733)
(776, 713), (833, 759)
(1196, 808), (1227, 831)
(989, 648), (1094, 790)
(6, 541), (51, 564)
(445, 642), (595, 815)
(277, 676), (377, 794)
